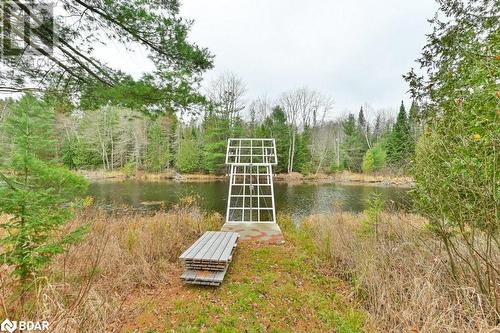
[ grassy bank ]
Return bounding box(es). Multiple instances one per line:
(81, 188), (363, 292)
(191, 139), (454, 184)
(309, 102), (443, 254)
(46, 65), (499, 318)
(79, 169), (414, 187)
(0, 206), (366, 332)
(77, 169), (226, 182)
(118, 231), (367, 332)
(2, 206), (496, 332)
(275, 171), (414, 187)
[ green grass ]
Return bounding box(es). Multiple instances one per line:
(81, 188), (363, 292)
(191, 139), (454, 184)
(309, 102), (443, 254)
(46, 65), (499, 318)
(123, 223), (367, 332)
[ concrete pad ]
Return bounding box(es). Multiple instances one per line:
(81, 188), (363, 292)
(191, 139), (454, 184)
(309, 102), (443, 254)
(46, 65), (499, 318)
(221, 222), (284, 244)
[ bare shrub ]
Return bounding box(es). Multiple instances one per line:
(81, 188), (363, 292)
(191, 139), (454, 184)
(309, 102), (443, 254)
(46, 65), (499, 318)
(303, 211), (500, 332)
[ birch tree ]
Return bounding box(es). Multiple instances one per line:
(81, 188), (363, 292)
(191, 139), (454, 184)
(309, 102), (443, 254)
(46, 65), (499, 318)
(206, 72), (246, 127)
(280, 88), (333, 173)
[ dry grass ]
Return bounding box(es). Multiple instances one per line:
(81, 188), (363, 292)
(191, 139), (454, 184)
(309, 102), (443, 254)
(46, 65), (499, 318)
(2, 204), (498, 332)
(77, 169), (226, 182)
(80, 168), (413, 186)
(0, 202), (223, 332)
(273, 171), (414, 187)
(0, 206), (367, 332)
(302, 211), (500, 332)
(330, 171), (414, 187)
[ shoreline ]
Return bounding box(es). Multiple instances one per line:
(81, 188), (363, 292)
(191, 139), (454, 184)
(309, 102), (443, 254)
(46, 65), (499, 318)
(78, 169), (414, 187)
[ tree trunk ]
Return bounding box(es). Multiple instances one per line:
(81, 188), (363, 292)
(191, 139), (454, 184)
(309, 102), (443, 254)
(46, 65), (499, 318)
(289, 130), (296, 173)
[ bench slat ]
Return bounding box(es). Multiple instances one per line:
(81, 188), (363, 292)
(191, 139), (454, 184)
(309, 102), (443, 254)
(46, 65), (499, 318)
(181, 268), (228, 283)
(201, 232), (232, 262)
(191, 231), (225, 261)
(218, 233), (239, 263)
(208, 232), (233, 262)
(179, 231), (216, 260)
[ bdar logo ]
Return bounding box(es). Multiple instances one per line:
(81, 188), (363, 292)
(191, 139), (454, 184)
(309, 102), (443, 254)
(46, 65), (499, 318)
(0, 319), (16, 333)
(1, 319), (49, 332)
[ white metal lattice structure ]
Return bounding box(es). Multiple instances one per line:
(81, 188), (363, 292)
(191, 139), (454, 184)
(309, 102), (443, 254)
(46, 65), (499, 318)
(225, 138), (277, 224)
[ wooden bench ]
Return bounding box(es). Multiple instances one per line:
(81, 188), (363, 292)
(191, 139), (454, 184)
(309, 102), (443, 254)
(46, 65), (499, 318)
(179, 231), (239, 286)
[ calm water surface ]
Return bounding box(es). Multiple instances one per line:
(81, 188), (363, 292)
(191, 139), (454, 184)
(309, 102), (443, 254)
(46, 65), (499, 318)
(87, 181), (411, 220)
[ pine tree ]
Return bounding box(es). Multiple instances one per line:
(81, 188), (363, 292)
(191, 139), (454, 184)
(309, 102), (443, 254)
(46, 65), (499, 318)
(0, 95), (88, 296)
(371, 144), (387, 170)
(386, 101), (412, 168)
(408, 100), (421, 144)
(357, 106), (370, 150)
(373, 114), (382, 142)
(231, 116), (244, 137)
(248, 107), (257, 137)
(176, 130), (201, 173)
(409, 100), (419, 126)
(357, 106), (366, 131)
(362, 144), (386, 173)
(145, 116), (172, 172)
(293, 127), (312, 174)
(361, 149), (375, 173)
(202, 113), (230, 174)
(256, 106), (290, 173)
(341, 114), (365, 172)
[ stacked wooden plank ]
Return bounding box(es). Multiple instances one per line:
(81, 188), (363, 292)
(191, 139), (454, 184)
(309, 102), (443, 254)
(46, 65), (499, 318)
(179, 231), (239, 286)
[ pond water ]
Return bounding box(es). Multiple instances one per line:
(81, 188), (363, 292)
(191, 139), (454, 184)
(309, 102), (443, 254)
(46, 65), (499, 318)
(87, 181), (412, 220)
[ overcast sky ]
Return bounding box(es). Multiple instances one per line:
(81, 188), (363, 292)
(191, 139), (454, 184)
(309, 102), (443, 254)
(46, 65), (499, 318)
(3, 1), (439, 119)
(93, 0), (438, 119)
(177, 0), (438, 118)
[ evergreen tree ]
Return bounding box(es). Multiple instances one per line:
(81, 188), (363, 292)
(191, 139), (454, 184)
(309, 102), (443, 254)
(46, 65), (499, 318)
(2, 1), (213, 114)
(357, 106), (366, 131)
(341, 114), (365, 172)
(60, 137), (79, 169)
(0, 95), (88, 295)
(371, 144), (387, 171)
(362, 144), (386, 173)
(293, 127), (312, 174)
(60, 137), (102, 169)
(232, 116), (245, 138)
(386, 101), (412, 168)
(373, 114), (382, 142)
(176, 130), (201, 173)
(409, 100), (419, 126)
(357, 106), (370, 150)
(362, 149), (375, 173)
(202, 113), (230, 174)
(145, 116), (172, 172)
(408, 100), (421, 144)
(256, 106), (290, 173)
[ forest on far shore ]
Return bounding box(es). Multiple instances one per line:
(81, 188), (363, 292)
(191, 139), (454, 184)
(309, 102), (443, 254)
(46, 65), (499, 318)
(0, 79), (419, 176)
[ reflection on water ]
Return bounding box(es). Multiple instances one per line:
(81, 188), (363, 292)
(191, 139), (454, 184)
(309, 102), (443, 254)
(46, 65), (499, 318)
(87, 180), (411, 220)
